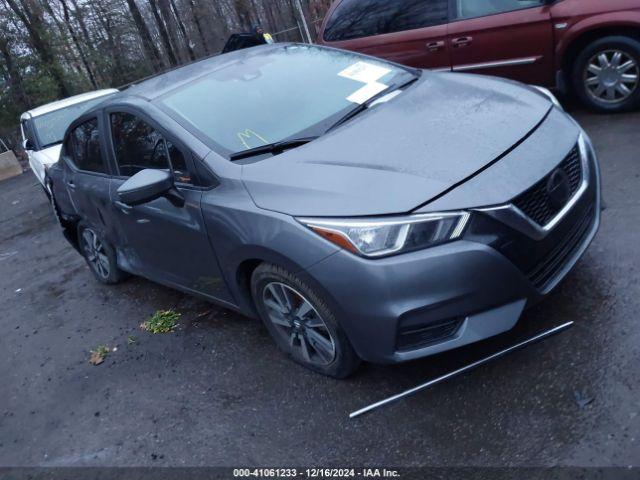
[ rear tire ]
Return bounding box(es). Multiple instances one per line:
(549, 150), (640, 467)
(572, 36), (640, 113)
(78, 223), (127, 285)
(251, 263), (361, 378)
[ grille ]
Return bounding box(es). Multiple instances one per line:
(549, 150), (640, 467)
(397, 317), (464, 351)
(527, 206), (595, 290)
(513, 144), (582, 226)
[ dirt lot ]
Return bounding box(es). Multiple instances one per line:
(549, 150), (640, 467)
(0, 105), (639, 469)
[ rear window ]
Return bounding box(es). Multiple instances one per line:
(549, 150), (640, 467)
(324, 0), (448, 42)
(69, 118), (107, 174)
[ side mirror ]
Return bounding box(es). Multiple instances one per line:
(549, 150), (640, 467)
(23, 139), (34, 151)
(117, 169), (184, 207)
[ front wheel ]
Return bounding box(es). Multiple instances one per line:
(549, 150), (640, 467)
(572, 36), (640, 113)
(251, 263), (361, 378)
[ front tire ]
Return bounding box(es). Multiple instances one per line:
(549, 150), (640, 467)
(78, 224), (127, 285)
(572, 36), (640, 112)
(251, 263), (361, 378)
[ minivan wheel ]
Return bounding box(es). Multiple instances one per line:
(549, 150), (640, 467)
(78, 224), (126, 285)
(573, 36), (640, 112)
(251, 263), (361, 378)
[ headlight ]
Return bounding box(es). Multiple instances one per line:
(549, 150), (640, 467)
(532, 86), (563, 110)
(298, 212), (470, 258)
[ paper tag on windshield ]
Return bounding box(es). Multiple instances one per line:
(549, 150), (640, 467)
(347, 82), (388, 105)
(339, 62), (392, 84)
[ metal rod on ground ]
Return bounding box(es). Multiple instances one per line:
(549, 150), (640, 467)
(349, 321), (574, 419)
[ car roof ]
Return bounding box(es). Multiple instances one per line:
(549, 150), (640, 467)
(107, 43), (287, 103)
(21, 89), (119, 119)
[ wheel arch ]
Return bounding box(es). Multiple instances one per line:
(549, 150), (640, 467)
(229, 246), (343, 323)
(46, 174), (82, 253)
(559, 21), (640, 79)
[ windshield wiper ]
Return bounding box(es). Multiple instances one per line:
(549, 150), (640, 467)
(229, 136), (318, 161)
(325, 76), (419, 133)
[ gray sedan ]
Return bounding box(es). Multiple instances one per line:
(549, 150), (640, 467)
(48, 44), (601, 378)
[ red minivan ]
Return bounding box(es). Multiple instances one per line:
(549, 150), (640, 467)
(318, 0), (640, 112)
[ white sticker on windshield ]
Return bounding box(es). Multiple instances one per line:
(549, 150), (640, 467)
(347, 82), (389, 105)
(338, 62), (392, 84)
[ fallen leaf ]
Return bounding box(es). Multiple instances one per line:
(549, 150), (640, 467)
(89, 351), (105, 365)
(89, 345), (110, 365)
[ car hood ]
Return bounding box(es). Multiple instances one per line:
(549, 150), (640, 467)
(39, 144), (62, 165)
(241, 72), (552, 217)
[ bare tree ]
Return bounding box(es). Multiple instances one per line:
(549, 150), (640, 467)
(4, 0), (70, 96)
(124, 0), (164, 71)
(0, 31), (30, 107)
(187, 0), (209, 56)
(169, 0), (195, 61)
(148, 0), (178, 66)
(57, 0), (98, 87)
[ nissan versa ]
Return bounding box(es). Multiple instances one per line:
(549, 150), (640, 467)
(47, 44), (601, 378)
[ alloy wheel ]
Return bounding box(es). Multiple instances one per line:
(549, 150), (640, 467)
(262, 282), (336, 366)
(82, 228), (110, 279)
(584, 49), (639, 104)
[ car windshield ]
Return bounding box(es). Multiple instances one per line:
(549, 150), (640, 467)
(158, 45), (417, 156)
(32, 95), (115, 148)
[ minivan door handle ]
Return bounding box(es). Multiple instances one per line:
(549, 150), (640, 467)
(426, 41), (445, 52)
(452, 36), (473, 48)
(66, 180), (76, 189)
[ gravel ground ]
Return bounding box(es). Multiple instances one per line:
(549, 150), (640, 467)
(0, 106), (638, 468)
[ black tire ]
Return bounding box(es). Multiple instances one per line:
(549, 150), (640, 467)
(78, 223), (127, 285)
(251, 263), (361, 378)
(572, 36), (640, 113)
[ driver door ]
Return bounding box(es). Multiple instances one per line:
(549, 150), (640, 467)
(448, 0), (554, 86)
(106, 109), (227, 299)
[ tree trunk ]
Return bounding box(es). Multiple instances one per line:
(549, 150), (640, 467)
(69, 0), (93, 49)
(124, 0), (164, 71)
(4, 0), (70, 97)
(170, 0), (196, 61)
(233, 0), (254, 31)
(188, 0), (209, 56)
(93, 0), (126, 84)
(39, 0), (87, 82)
(148, 0), (178, 66)
(57, 0), (98, 88)
(0, 33), (30, 108)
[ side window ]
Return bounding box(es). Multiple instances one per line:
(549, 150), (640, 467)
(324, 0), (391, 41)
(387, 0), (448, 34)
(69, 118), (107, 174)
(110, 112), (192, 184)
(324, 0), (448, 42)
(455, 0), (543, 19)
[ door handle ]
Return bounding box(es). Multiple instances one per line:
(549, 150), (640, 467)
(66, 180), (76, 189)
(452, 36), (473, 48)
(426, 41), (445, 52)
(114, 201), (133, 213)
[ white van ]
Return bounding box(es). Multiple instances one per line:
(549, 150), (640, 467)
(20, 89), (118, 192)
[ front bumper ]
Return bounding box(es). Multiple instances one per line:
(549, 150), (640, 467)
(305, 140), (601, 364)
